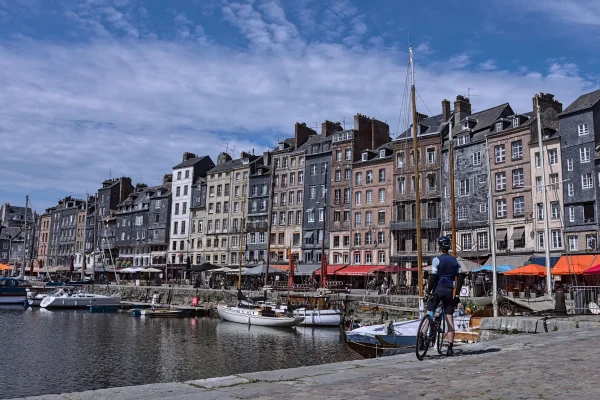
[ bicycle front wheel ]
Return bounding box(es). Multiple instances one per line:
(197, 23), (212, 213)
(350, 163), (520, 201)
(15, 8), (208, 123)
(416, 315), (432, 361)
(436, 312), (447, 354)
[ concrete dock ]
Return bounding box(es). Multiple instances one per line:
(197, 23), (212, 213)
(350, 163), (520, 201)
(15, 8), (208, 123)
(15, 324), (600, 399)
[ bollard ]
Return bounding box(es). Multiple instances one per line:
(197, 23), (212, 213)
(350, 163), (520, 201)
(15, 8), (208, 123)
(555, 287), (567, 315)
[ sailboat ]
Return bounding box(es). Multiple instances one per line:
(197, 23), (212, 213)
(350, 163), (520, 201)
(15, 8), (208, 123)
(344, 45), (472, 357)
(216, 165), (304, 327)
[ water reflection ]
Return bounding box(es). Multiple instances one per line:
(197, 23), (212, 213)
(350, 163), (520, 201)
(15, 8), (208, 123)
(0, 310), (360, 399)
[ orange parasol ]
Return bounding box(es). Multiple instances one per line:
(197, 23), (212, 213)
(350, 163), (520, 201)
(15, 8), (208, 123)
(504, 264), (547, 276)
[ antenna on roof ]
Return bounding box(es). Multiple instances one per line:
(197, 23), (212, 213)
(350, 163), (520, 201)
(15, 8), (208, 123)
(467, 88), (478, 100)
(342, 117), (346, 130)
(108, 169), (112, 179)
(314, 122), (319, 132)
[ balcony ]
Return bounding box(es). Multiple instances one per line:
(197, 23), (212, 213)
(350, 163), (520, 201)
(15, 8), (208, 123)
(332, 221), (350, 230)
(390, 218), (440, 231)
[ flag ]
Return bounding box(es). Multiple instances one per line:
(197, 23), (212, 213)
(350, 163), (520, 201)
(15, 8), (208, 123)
(69, 256), (74, 273)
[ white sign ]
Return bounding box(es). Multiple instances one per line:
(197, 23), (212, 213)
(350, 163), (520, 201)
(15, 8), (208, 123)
(460, 286), (470, 297)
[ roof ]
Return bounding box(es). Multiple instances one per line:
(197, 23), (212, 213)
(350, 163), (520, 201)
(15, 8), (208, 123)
(396, 113), (444, 140)
(173, 155), (210, 169)
(207, 158), (245, 174)
(560, 89), (600, 116)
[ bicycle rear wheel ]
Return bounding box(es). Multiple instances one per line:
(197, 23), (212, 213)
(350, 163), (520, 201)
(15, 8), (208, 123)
(436, 312), (446, 354)
(415, 315), (432, 361)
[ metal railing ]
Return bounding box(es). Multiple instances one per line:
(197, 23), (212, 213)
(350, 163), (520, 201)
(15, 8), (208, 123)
(569, 286), (600, 315)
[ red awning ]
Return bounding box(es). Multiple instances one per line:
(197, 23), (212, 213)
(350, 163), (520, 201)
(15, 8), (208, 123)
(381, 266), (418, 273)
(315, 265), (347, 275)
(335, 265), (386, 276)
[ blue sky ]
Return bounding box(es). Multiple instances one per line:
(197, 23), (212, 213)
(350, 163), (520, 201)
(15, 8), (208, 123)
(1, 0), (599, 213)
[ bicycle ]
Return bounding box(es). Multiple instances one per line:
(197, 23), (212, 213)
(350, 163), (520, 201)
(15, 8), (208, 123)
(415, 293), (447, 361)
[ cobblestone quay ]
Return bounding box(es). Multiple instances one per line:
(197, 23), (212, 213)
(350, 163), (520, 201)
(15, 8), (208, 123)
(16, 326), (600, 400)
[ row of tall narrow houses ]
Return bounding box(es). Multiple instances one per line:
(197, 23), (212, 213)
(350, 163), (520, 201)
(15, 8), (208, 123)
(7, 88), (600, 273)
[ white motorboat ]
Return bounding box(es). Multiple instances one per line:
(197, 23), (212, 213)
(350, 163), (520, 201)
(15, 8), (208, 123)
(217, 304), (304, 327)
(26, 289), (48, 307)
(277, 306), (343, 327)
(40, 288), (120, 309)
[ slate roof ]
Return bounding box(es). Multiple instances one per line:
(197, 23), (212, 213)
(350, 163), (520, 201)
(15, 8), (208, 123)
(207, 158), (245, 174)
(396, 113), (444, 140)
(560, 89), (600, 116)
(173, 155), (210, 169)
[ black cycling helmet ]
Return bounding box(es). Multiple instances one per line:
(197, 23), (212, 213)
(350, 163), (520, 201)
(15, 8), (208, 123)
(438, 236), (451, 251)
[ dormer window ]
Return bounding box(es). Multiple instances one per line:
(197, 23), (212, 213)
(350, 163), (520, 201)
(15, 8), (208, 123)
(495, 122), (503, 132)
(462, 120), (469, 129)
(242, 158), (249, 165)
(380, 150), (386, 158)
(278, 143), (284, 150)
(512, 118), (519, 128)
(362, 153), (368, 161)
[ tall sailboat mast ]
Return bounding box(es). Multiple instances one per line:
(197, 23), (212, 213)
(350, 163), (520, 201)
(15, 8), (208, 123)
(449, 120), (457, 255)
(21, 195), (29, 277)
(485, 138), (499, 317)
(536, 97), (552, 295)
(237, 183), (247, 290)
(409, 46), (424, 316)
(320, 170), (328, 288)
(264, 161), (276, 287)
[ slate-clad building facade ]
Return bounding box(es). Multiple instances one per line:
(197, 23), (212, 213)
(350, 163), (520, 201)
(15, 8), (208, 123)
(47, 197), (86, 267)
(246, 156), (270, 265)
(560, 89), (600, 252)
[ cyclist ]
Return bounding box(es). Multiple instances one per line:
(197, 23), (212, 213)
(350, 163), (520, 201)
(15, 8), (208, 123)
(426, 236), (464, 356)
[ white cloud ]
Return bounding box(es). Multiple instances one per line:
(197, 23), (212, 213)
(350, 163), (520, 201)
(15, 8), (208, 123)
(520, 0), (600, 27)
(479, 59), (496, 71)
(0, 1), (598, 210)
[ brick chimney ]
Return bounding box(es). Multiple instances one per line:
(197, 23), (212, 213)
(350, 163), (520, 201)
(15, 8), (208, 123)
(454, 95), (471, 126)
(163, 174), (172, 185)
(371, 118), (390, 149)
(217, 152), (232, 165)
(321, 120), (343, 136)
(263, 151), (271, 168)
(442, 99), (451, 122)
(295, 122), (316, 148)
(182, 152), (197, 162)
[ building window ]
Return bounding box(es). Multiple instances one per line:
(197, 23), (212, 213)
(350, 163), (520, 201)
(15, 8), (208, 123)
(457, 205), (467, 220)
(362, 153), (368, 161)
(513, 197), (524, 216)
(355, 212), (362, 227)
(378, 210), (386, 225)
(551, 202), (560, 220)
(308, 210), (315, 223)
(345, 169), (351, 181)
(548, 149), (558, 165)
(586, 234), (596, 250)
(578, 123), (589, 136)
(512, 168), (524, 187)
(354, 233), (362, 246)
(345, 149), (352, 160)
(511, 140), (522, 160)
(567, 158), (573, 171)
(354, 252), (361, 264)
(496, 199), (507, 218)
(366, 190), (373, 204)
(584, 203), (595, 223)
(298, 171), (304, 184)
(427, 148), (436, 164)
(459, 179), (471, 196)
(457, 135), (470, 145)
(568, 235), (578, 251)
(512, 117), (519, 128)
(310, 165), (317, 176)
(310, 186), (316, 199)
(355, 192), (362, 205)
(379, 189), (385, 203)
(365, 231), (373, 245)
(335, 170), (342, 182)
(495, 145), (505, 163)
(365, 252), (372, 264)
(477, 232), (488, 250)
(552, 230), (562, 249)
(538, 232), (545, 250)
(472, 151), (481, 165)
(398, 177), (406, 194)
(495, 172), (506, 191)
(318, 208), (324, 222)
(480, 203), (487, 214)
(355, 172), (363, 185)
(568, 206), (575, 222)
(321, 162), (327, 174)
(549, 173), (559, 190)
(495, 122), (503, 132)
(583, 173), (594, 189)
(397, 152), (405, 168)
(568, 183), (574, 196)
(461, 233), (472, 251)
(513, 228), (525, 248)
(580, 147), (591, 163)
(535, 152), (541, 168)
(537, 203), (544, 221)
(177, 171), (182, 180)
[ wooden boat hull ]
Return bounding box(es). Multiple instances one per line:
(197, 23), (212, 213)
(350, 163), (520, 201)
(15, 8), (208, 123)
(140, 309), (190, 318)
(217, 305), (303, 327)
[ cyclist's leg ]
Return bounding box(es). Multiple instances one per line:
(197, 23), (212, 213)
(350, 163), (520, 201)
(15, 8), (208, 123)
(420, 295), (437, 334)
(440, 291), (457, 352)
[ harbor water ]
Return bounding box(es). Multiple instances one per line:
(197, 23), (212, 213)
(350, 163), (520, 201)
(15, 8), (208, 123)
(0, 306), (360, 399)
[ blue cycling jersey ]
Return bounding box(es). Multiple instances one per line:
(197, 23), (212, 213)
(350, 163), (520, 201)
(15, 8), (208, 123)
(431, 253), (461, 289)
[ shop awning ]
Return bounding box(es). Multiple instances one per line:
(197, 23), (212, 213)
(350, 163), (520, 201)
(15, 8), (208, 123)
(495, 230), (508, 241)
(495, 255), (532, 268)
(303, 231), (314, 239)
(315, 265), (347, 275)
(293, 264), (321, 276)
(511, 228), (525, 240)
(504, 264), (547, 276)
(335, 265), (385, 276)
(473, 264), (514, 274)
(583, 264), (600, 275)
(552, 255), (600, 275)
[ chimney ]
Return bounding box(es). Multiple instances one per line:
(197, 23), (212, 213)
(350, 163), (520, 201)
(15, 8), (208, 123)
(182, 152), (197, 162)
(534, 92), (563, 115)
(263, 151), (271, 168)
(321, 120), (343, 136)
(371, 118), (390, 149)
(454, 95), (471, 126)
(217, 152), (232, 165)
(295, 122), (316, 148)
(163, 174), (172, 185)
(442, 99), (451, 122)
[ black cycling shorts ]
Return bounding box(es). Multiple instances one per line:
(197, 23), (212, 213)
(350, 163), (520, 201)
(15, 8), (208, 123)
(427, 286), (455, 315)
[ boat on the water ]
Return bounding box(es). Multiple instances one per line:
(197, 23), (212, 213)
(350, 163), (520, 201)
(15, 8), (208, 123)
(26, 289), (48, 307)
(132, 308), (191, 318)
(40, 288), (120, 309)
(277, 293), (344, 327)
(0, 277), (32, 305)
(217, 304), (304, 327)
(345, 315), (472, 358)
